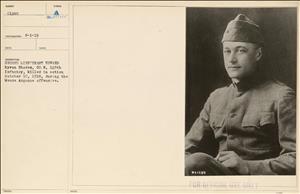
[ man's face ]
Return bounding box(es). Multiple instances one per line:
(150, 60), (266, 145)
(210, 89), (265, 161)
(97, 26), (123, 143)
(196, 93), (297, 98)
(223, 42), (262, 81)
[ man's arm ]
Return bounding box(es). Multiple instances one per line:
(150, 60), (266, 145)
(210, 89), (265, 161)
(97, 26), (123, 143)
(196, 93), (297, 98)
(185, 96), (218, 157)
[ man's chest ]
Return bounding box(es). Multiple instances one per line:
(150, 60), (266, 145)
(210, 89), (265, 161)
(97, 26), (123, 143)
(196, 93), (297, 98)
(208, 88), (280, 159)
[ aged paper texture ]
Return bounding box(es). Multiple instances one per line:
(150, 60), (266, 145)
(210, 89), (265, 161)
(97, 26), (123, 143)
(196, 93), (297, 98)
(1, 1), (299, 193)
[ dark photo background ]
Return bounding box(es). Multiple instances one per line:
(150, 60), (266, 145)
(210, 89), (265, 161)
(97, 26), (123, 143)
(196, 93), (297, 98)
(185, 8), (297, 134)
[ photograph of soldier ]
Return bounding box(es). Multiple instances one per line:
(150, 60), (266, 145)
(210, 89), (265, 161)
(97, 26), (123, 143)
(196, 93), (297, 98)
(185, 9), (296, 175)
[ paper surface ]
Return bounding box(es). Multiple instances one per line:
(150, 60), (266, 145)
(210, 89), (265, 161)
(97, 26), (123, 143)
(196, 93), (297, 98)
(1, 1), (299, 193)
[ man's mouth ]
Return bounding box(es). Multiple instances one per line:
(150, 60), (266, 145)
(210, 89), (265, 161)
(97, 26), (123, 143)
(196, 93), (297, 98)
(227, 66), (241, 69)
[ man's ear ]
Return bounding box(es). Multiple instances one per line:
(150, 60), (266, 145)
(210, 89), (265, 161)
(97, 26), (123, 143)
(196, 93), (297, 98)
(255, 47), (262, 61)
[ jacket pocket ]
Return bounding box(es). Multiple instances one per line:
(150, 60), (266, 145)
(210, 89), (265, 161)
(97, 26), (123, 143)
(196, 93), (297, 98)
(242, 112), (275, 128)
(241, 112), (277, 150)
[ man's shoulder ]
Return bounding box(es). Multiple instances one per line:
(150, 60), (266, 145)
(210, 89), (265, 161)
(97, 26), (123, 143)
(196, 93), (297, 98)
(209, 85), (231, 99)
(258, 80), (295, 99)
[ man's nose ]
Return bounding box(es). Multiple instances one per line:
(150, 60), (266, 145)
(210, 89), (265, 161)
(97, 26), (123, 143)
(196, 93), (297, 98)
(228, 53), (237, 64)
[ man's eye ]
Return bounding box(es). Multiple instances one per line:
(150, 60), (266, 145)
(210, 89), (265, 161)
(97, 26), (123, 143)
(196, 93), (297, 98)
(238, 49), (247, 53)
(223, 50), (231, 54)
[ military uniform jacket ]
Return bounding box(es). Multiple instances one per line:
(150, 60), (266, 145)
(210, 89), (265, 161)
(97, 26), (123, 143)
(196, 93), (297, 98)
(185, 78), (296, 175)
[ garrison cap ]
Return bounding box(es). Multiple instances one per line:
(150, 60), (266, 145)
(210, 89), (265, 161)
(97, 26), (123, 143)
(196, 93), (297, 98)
(222, 14), (264, 45)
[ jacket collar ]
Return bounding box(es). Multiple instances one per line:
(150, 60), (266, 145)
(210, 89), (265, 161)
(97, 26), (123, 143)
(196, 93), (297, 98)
(231, 70), (266, 92)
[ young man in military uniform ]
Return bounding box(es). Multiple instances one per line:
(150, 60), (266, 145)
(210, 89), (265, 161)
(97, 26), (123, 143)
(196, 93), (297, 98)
(185, 14), (296, 175)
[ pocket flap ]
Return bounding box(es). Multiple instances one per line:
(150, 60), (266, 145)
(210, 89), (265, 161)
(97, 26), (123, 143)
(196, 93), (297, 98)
(242, 112), (275, 127)
(260, 112), (275, 126)
(242, 114), (260, 127)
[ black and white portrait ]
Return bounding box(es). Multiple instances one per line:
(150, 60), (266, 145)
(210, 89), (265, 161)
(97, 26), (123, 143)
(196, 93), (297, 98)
(185, 8), (297, 175)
